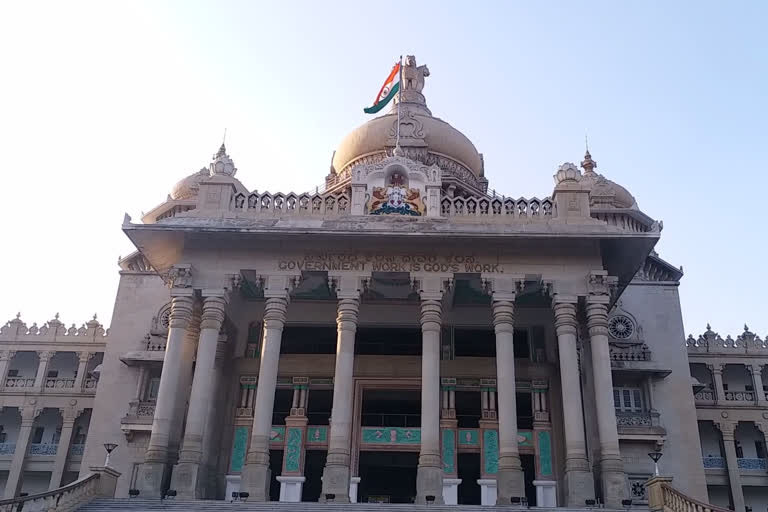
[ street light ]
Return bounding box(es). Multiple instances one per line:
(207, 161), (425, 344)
(648, 451), (663, 476)
(104, 443), (117, 467)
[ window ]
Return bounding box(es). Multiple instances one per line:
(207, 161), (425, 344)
(47, 370), (59, 378)
(147, 378), (161, 400)
(7, 369), (18, 377)
(613, 387), (643, 412)
(31, 427), (44, 444)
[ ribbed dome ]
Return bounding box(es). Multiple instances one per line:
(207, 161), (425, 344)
(170, 168), (208, 200)
(580, 151), (637, 209)
(332, 110), (484, 177)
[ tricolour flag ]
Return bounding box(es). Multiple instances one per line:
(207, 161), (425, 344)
(363, 61), (401, 114)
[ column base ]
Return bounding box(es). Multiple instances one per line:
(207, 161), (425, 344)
(169, 461), (205, 499)
(496, 464), (526, 504)
(442, 478), (461, 505)
(416, 464), (444, 504)
(564, 467), (596, 506)
(534, 480), (557, 507)
(225, 475), (241, 501)
(478, 478), (497, 506)
(349, 476), (361, 503)
(135, 461), (168, 499)
(598, 460), (627, 508)
(240, 462), (271, 502)
(320, 462), (351, 503)
(277, 475), (305, 502)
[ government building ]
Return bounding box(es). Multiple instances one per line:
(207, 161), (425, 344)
(3, 56), (758, 510)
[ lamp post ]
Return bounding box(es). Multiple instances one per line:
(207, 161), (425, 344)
(648, 451), (663, 476)
(104, 443), (117, 467)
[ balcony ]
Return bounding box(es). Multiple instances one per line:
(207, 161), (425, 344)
(28, 443), (58, 456)
(4, 377), (35, 388)
(44, 377), (75, 390)
(0, 443), (16, 455)
(724, 390), (755, 402)
(694, 388), (716, 402)
(70, 444), (85, 456)
(616, 410), (666, 437)
(703, 456), (726, 469)
(702, 457), (768, 471)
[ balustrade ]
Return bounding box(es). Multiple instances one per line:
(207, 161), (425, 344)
(615, 411), (653, 427)
(440, 195), (553, 219)
(737, 458), (767, 470)
(233, 191), (350, 216)
(0, 472), (101, 512)
(724, 390), (754, 402)
(646, 476), (730, 512)
(702, 456), (726, 469)
(28, 443), (58, 456)
(82, 377), (98, 390)
(70, 444), (85, 456)
(694, 389), (716, 402)
(610, 342), (651, 362)
(45, 377), (75, 389)
(0, 443), (15, 455)
(4, 377), (35, 388)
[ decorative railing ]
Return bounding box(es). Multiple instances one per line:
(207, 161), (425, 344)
(29, 443), (58, 456)
(233, 191), (350, 216)
(591, 210), (653, 233)
(0, 443), (15, 455)
(0, 314), (108, 341)
(616, 411), (653, 427)
(702, 457), (726, 469)
(687, 324), (767, 354)
(45, 378), (75, 389)
(646, 476), (730, 512)
(126, 400), (156, 418)
(4, 377), (35, 388)
(82, 377), (98, 390)
(724, 390), (754, 402)
(737, 457), (767, 470)
(610, 342), (651, 362)
(145, 338), (166, 351)
(694, 389), (716, 401)
(0, 472), (100, 512)
(440, 196), (553, 218)
(70, 444), (85, 456)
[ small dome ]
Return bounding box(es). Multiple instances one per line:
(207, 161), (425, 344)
(170, 168), (209, 200)
(580, 151), (637, 209)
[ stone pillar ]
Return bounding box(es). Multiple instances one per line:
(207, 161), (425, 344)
(34, 351), (54, 390)
(241, 276), (291, 501)
(416, 275), (447, 504)
(586, 272), (625, 508)
(73, 352), (92, 391)
(553, 296), (595, 505)
(136, 290), (195, 498)
(748, 364), (766, 405)
(532, 379), (556, 507)
(169, 305), (201, 462)
(201, 337), (227, 498)
(49, 407), (80, 490)
(440, 378), (460, 505)
(488, 283), (526, 505)
(0, 350), (14, 387)
(717, 421), (745, 512)
(279, 380), (309, 502)
(172, 292), (228, 498)
(321, 274), (363, 503)
(3, 406), (40, 498)
(712, 364), (726, 404)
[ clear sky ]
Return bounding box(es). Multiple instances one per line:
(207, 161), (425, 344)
(0, 1), (765, 338)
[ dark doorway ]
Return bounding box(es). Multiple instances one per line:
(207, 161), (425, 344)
(358, 451), (418, 503)
(302, 450), (326, 502)
(268, 450), (283, 502)
(457, 453), (481, 504)
(521, 453), (536, 506)
(361, 389), (421, 427)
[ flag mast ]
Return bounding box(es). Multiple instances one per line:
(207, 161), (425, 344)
(395, 55), (403, 154)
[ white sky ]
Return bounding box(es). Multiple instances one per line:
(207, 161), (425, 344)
(0, 1), (766, 338)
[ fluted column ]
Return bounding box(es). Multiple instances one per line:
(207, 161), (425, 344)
(712, 364), (726, 403)
(321, 275), (363, 503)
(718, 422), (745, 512)
(586, 275), (625, 507)
(416, 287), (444, 504)
(34, 351), (54, 391)
(491, 296), (525, 504)
(49, 408), (80, 490)
(172, 292), (228, 498)
(748, 364), (766, 404)
(136, 291), (194, 498)
(553, 297), (594, 505)
(3, 406), (40, 498)
(241, 281), (290, 501)
(73, 352), (92, 391)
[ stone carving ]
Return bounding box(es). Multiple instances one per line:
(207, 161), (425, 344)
(361, 427), (420, 444)
(369, 172), (424, 216)
(0, 313), (107, 340)
(403, 55), (429, 93)
(458, 429), (479, 446)
(482, 429), (499, 474)
(442, 429), (456, 474)
(284, 427), (303, 472)
(167, 264), (193, 289)
(537, 431), (553, 477)
(608, 315), (635, 339)
(687, 323), (767, 354)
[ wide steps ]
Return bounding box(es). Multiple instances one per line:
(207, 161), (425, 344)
(79, 499), (633, 512)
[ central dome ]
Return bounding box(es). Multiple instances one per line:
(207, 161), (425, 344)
(330, 56), (486, 192)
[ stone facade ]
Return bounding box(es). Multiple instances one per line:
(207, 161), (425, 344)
(1, 56), (711, 506)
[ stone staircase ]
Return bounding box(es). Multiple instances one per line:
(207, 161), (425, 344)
(78, 499), (633, 512)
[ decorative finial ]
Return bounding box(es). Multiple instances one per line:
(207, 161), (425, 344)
(93, 313), (98, 321)
(744, 324), (750, 332)
(55, 313), (60, 319)
(585, 133), (590, 155)
(216, 143), (226, 158)
(222, 127), (227, 146)
(581, 144), (597, 175)
(706, 323), (711, 330)
(16, 312), (21, 319)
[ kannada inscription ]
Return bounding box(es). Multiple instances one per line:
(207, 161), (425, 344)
(277, 253), (504, 274)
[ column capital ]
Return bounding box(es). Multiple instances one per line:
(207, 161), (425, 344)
(747, 363), (764, 374)
(77, 351), (94, 363)
(168, 294), (196, 330)
(482, 274), (525, 302)
(200, 293), (228, 331)
(414, 274), (451, 301)
(586, 270), (617, 304)
(167, 263), (194, 290)
(330, 273), (369, 300)
(708, 363), (725, 374)
(59, 406), (84, 423)
(263, 274), (299, 300)
(0, 350), (14, 362)
(715, 420), (739, 439)
(37, 350), (55, 362)
(20, 405), (42, 424)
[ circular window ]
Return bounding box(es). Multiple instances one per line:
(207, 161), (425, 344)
(609, 315), (634, 339)
(159, 307), (171, 330)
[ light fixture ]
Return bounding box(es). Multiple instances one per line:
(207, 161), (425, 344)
(103, 443), (117, 466)
(648, 451), (663, 476)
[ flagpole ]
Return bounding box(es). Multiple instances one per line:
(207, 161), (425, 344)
(395, 55), (402, 153)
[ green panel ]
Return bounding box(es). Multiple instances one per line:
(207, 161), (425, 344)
(284, 427), (303, 472)
(518, 430), (534, 447)
(483, 429), (499, 474)
(361, 427), (420, 444)
(229, 426), (248, 473)
(458, 429), (479, 446)
(538, 430), (552, 477)
(307, 426), (328, 443)
(270, 426), (285, 443)
(442, 429), (456, 474)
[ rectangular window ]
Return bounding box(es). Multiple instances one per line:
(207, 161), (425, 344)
(147, 377), (161, 400)
(31, 427), (44, 444)
(7, 369), (18, 377)
(614, 387), (644, 412)
(47, 370), (59, 378)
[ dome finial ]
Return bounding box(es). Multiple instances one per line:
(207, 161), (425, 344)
(581, 139), (597, 176)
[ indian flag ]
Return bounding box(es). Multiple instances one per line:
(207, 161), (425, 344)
(363, 61), (401, 114)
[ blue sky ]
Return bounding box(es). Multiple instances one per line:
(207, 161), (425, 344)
(0, 1), (765, 337)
